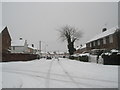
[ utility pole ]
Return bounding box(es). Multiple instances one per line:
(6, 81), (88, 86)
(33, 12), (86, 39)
(39, 41), (41, 55)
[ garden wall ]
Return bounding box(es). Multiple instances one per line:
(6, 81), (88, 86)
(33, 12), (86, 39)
(2, 53), (38, 62)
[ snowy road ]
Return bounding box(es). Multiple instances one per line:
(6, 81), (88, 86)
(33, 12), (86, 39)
(1, 58), (118, 88)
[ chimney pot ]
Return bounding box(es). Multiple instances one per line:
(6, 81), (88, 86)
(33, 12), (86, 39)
(19, 38), (22, 40)
(102, 28), (107, 32)
(32, 44), (34, 47)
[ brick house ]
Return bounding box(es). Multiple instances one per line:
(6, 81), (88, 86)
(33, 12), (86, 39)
(0, 26), (11, 54)
(0, 27), (38, 61)
(86, 26), (120, 51)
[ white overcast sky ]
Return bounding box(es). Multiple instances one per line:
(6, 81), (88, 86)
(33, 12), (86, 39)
(1, 2), (118, 52)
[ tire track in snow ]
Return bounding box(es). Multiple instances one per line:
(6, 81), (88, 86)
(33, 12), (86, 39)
(45, 59), (54, 88)
(3, 70), (81, 83)
(3, 68), (110, 88)
(3, 67), (117, 83)
(2, 59), (117, 88)
(57, 59), (118, 88)
(57, 59), (80, 88)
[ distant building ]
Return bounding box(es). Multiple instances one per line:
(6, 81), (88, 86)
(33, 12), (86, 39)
(11, 38), (37, 54)
(11, 38), (28, 53)
(78, 45), (86, 53)
(86, 26), (120, 51)
(28, 44), (37, 54)
(74, 44), (87, 54)
(54, 51), (65, 58)
(0, 26), (11, 54)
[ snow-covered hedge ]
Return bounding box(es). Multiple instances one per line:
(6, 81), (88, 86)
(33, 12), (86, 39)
(70, 53), (89, 62)
(101, 50), (120, 65)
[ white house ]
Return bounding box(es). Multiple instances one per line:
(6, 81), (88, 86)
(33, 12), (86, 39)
(11, 38), (28, 53)
(27, 44), (37, 54)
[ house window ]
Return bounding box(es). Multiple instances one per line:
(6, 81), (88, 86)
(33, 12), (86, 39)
(97, 40), (100, 45)
(90, 43), (92, 47)
(103, 38), (106, 44)
(109, 35), (113, 43)
(93, 41), (95, 46)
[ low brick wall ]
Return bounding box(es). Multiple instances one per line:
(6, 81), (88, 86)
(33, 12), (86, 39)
(2, 53), (38, 62)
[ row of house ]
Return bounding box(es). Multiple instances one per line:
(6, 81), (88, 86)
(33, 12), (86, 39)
(0, 26), (37, 54)
(75, 26), (120, 54)
(11, 38), (37, 54)
(0, 26), (68, 58)
(0, 26), (70, 61)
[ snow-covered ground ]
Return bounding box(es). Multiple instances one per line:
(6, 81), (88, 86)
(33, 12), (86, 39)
(1, 58), (118, 88)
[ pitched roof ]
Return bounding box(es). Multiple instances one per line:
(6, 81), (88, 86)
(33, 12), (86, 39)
(80, 44), (86, 49)
(11, 40), (25, 46)
(0, 26), (12, 41)
(87, 26), (119, 43)
(0, 26), (6, 33)
(28, 45), (37, 50)
(76, 46), (81, 50)
(76, 44), (86, 50)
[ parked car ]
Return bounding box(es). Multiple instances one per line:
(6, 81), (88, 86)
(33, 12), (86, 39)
(46, 56), (52, 59)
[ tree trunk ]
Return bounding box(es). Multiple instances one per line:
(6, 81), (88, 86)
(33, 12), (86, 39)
(67, 42), (76, 55)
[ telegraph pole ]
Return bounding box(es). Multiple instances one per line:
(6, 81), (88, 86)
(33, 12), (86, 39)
(39, 41), (41, 56)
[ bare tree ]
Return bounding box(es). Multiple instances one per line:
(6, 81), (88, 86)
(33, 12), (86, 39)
(58, 25), (82, 55)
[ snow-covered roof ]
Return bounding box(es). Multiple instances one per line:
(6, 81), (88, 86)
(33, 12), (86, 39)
(87, 26), (119, 43)
(0, 26), (6, 33)
(48, 52), (54, 54)
(80, 44), (86, 49)
(76, 44), (86, 50)
(11, 40), (25, 46)
(28, 45), (37, 50)
(76, 46), (81, 50)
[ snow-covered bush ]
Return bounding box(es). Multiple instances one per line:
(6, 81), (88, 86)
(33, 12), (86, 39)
(101, 49), (120, 65)
(70, 53), (89, 62)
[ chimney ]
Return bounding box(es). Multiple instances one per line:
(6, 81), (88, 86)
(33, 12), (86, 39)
(102, 28), (107, 32)
(19, 37), (23, 40)
(32, 44), (34, 47)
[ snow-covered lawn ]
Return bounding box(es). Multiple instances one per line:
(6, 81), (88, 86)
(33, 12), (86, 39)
(1, 58), (118, 88)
